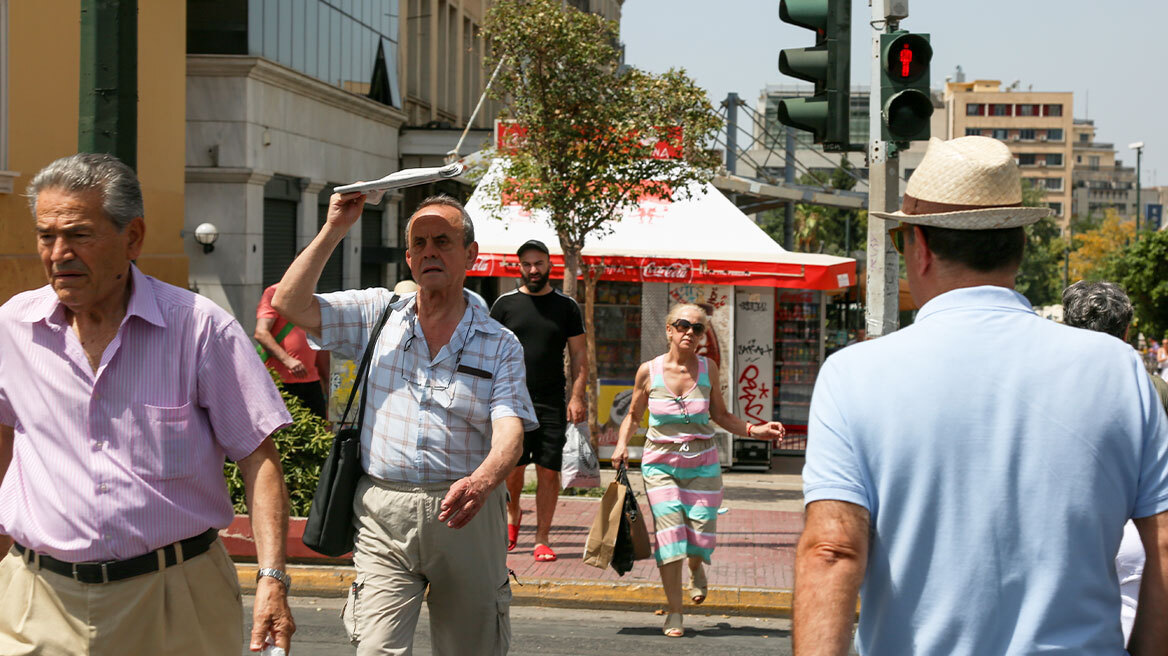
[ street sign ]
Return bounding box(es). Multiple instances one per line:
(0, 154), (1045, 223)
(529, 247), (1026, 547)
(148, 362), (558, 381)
(1147, 203), (1163, 231)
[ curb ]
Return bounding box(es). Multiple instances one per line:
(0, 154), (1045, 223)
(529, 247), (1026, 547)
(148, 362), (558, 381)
(235, 564), (794, 618)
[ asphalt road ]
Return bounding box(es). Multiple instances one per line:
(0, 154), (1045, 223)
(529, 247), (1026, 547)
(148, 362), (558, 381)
(244, 596), (815, 655)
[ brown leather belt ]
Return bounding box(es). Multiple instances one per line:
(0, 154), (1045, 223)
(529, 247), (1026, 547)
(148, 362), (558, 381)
(14, 528), (219, 584)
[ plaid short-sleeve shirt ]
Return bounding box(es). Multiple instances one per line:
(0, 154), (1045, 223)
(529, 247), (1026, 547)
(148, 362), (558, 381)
(316, 288), (537, 484)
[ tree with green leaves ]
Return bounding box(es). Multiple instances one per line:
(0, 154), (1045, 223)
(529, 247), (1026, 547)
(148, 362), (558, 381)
(480, 0), (722, 428)
(1014, 181), (1066, 307)
(1104, 228), (1168, 340)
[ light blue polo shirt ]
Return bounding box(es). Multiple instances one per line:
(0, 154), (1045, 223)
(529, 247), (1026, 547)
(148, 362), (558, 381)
(805, 286), (1168, 655)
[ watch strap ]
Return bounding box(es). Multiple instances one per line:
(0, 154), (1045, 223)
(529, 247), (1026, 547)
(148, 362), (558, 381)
(256, 567), (292, 590)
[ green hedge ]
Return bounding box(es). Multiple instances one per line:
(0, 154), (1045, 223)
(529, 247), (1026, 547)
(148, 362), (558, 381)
(224, 371), (335, 517)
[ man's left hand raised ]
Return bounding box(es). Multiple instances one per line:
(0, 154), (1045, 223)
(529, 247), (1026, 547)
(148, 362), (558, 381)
(250, 576), (296, 652)
(438, 475), (493, 529)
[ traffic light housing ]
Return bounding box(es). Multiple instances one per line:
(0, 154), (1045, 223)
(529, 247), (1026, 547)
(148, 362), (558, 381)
(776, 0), (851, 151)
(880, 31), (933, 143)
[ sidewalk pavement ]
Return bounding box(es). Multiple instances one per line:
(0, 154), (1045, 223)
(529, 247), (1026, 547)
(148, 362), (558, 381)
(234, 456), (806, 617)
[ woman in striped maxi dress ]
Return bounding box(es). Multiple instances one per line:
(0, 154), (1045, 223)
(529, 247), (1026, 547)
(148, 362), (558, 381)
(611, 303), (786, 637)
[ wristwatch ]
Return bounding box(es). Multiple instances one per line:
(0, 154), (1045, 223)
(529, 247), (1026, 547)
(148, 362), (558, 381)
(256, 567), (292, 591)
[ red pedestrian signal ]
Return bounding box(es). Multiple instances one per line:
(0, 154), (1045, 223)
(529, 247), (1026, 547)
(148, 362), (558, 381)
(899, 45), (912, 78)
(879, 32), (933, 143)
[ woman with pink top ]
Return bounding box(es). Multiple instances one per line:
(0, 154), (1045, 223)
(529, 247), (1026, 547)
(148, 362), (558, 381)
(611, 303), (785, 637)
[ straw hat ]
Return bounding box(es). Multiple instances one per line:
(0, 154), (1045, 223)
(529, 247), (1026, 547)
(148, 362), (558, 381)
(870, 136), (1052, 229)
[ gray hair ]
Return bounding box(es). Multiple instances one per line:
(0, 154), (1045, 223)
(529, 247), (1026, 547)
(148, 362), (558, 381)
(26, 153), (144, 231)
(408, 194), (475, 246)
(1062, 281), (1133, 340)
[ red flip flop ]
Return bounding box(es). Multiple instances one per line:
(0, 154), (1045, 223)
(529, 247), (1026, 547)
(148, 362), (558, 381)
(533, 544), (557, 562)
(507, 524), (520, 552)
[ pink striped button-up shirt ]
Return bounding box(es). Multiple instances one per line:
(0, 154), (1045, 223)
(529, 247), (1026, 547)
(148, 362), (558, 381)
(0, 265), (291, 562)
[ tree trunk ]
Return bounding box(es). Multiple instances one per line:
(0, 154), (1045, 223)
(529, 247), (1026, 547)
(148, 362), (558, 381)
(582, 264), (600, 442)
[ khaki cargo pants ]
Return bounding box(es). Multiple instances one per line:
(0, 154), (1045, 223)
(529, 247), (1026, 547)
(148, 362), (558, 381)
(345, 475), (511, 656)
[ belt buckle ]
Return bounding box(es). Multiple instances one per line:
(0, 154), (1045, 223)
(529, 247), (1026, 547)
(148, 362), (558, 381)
(71, 562), (110, 584)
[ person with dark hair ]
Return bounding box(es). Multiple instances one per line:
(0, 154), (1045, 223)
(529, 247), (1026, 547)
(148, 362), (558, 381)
(795, 137), (1168, 655)
(1062, 280), (1168, 642)
(0, 153), (296, 654)
(491, 239), (587, 562)
(273, 193), (535, 655)
(256, 251), (332, 420)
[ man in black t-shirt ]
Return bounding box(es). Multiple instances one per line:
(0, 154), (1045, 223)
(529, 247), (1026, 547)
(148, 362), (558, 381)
(490, 239), (587, 562)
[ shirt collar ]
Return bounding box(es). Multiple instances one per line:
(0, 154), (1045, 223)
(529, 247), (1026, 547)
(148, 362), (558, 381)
(913, 285), (1034, 324)
(396, 290), (501, 336)
(19, 263), (166, 329)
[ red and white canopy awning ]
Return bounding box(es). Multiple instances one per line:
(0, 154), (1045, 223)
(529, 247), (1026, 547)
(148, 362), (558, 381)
(463, 160), (856, 289)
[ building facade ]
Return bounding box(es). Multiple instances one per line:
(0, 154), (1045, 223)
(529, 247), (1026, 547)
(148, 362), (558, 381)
(1, 0), (189, 303)
(185, 0), (622, 333)
(944, 80), (1074, 222)
(1070, 118), (1137, 221)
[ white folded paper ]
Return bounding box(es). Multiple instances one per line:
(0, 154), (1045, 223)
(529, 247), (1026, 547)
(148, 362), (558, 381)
(334, 162), (465, 204)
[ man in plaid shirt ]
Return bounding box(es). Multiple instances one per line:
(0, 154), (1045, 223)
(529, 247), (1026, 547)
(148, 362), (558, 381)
(274, 193), (536, 655)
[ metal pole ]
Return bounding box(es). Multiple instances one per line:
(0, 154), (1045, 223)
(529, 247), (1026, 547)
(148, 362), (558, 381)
(865, 6), (899, 338)
(784, 128), (796, 249)
(79, 0), (138, 168)
(725, 92), (739, 175)
(1135, 147), (1142, 239)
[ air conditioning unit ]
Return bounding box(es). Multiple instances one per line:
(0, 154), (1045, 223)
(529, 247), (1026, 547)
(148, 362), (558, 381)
(1037, 135), (1047, 141)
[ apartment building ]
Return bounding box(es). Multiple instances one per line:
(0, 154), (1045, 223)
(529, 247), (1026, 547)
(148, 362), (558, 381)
(1070, 119), (1137, 221)
(944, 80), (1074, 222)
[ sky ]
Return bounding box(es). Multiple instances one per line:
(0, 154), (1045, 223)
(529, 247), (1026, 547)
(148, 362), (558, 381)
(620, 0), (1167, 188)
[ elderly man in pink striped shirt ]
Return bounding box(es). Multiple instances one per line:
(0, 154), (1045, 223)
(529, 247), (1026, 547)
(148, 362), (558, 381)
(0, 153), (296, 655)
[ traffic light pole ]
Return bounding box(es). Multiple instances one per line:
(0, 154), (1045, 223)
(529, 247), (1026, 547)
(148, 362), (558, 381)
(865, 8), (900, 338)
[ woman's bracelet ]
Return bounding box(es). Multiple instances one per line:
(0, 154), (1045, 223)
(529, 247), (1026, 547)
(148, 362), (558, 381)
(746, 423), (754, 437)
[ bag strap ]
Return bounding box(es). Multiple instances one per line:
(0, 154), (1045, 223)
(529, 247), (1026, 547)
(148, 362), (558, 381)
(338, 293), (399, 428)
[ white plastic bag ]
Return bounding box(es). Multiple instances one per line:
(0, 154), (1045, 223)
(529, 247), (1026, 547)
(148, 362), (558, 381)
(562, 422), (601, 489)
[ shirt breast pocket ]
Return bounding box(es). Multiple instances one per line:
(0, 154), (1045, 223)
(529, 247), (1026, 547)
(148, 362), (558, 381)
(136, 402), (198, 481)
(445, 365), (493, 427)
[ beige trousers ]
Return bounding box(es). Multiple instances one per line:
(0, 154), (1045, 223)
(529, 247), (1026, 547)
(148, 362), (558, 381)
(0, 539), (242, 656)
(345, 475), (511, 656)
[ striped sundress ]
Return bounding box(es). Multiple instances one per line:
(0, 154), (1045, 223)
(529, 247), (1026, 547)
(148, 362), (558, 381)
(641, 354), (723, 565)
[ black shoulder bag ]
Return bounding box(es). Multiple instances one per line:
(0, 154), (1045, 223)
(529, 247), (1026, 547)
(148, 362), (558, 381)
(302, 295), (397, 557)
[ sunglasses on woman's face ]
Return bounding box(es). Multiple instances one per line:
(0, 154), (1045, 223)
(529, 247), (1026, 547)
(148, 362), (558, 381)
(670, 319), (706, 335)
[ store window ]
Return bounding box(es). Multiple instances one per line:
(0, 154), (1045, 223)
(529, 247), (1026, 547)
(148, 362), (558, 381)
(590, 281), (641, 380)
(774, 291), (820, 429)
(262, 176), (299, 288)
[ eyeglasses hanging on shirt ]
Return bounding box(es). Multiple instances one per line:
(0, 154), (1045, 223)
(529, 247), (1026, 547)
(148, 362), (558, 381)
(400, 319), (477, 405)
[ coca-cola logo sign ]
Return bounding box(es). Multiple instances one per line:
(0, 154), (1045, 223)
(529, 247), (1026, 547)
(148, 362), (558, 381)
(470, 257), (495, 275)
(640, 259), (694, 282)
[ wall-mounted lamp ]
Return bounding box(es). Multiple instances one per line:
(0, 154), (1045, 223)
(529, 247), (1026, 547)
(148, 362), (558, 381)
(194, 223), (219, 254)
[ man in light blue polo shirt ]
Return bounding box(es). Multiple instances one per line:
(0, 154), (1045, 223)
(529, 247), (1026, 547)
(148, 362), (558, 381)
(792, 136), (1168, 656)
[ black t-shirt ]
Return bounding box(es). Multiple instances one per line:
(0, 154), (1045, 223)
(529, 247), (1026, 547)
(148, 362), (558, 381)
(490, 288), (585, 401)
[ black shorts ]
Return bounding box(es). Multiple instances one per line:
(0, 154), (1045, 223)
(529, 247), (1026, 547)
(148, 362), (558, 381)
(517, 399), (567, 471)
